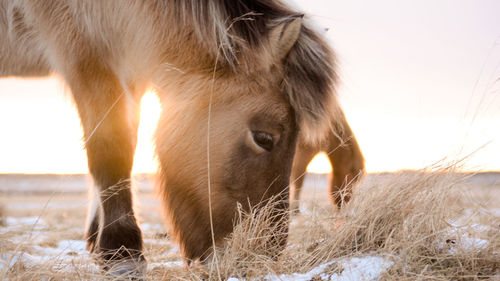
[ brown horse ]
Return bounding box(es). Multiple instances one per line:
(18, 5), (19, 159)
(290, 110), (365, 212)
(0, 0), (350, 276)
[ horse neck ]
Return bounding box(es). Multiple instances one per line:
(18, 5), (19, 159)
(90, 2), (218, 91)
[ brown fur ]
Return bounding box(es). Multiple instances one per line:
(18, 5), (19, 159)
(0, 0), (347, 273)
(156, 71), (297, 261)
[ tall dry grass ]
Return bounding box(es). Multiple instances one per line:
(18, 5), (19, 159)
(0, 205), (4, 226)
(191, 168), (499, 280)
(297, 170), (499, 280)
(1, 168), (498, 280)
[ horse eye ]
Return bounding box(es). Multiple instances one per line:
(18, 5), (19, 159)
(252, 131), (274, 151)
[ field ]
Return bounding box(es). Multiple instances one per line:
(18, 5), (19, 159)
(0, 170), (499, 280)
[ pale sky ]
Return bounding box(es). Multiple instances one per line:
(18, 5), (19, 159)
(0, 0), (499, 174)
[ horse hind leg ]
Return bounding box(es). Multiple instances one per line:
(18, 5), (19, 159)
(327, 116), (365, 208)
(67, 59), (145, 276)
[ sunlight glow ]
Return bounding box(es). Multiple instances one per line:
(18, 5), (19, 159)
(0, 78), (87, 174)
(0, 78), (164, 174)
(132, 90), (162, 174)
(306, 153), (333, 174)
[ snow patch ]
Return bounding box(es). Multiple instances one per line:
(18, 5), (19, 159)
(229, 255), (393, 281)
(298, 205), (312, 215)
(0, 252), (44, 269)
(266, 260), (336, 281)
(5, 202), (83, 210)
(56, 240), (88, 255)
(3, 216), (47, 229)
(463, 208), (500, 219)
(441, 236), (489, 254)
(164, 245), (180, 255)
(488, 208), (500, 217)
(0, 240), (90, 271)
(149, 260), (183, 268)
(332, 256), (393, 281)
(1, 217), (50, 243)
(441, 222), (490, 254)
(141, 222), (165, 232)
(31, 240), (88, 258)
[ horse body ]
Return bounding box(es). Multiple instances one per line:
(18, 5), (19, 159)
(1, 0), (344, 275)
(0, 0), (49, 76)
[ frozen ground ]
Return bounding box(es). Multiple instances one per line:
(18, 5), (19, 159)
(0, 212), (495, 280)
(0, 172), (499, 280)
(1, 172), (498, 194)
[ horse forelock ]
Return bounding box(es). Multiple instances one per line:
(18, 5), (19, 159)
(172, 0), (300, 69)
(282, 25), (343, 145)
(172, 0), (341, 144)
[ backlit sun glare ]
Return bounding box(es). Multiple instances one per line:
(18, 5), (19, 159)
(132, 90), (161, 174)
(306, 153), (332, 174)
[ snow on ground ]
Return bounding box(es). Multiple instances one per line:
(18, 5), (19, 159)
(141, 222), (166, 232)
(439, 221), (491, 254)
(0, 211), (185, 272)
(5, 202), (84, 210)
(0, 239), (94, 271)
(55, 240), (87, 255)
(330, 256), (393, 281)
(1, 216), (48, 232)
(1, 216), (91, 270)
(463, 208), (500, 219)
(267, 255), (393, 281)
(0, 238), (183, 272)
(0, 216), (49, 244)
(0, 215), (182, 272)
(488, 208), (500, 217)
(0, 209), (496, 277)
(149, 261), (184, 269)
(227, 255), (393, 281)
(3, 198), (159, 210)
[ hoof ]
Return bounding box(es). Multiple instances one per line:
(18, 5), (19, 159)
(105, 259), (147, 280)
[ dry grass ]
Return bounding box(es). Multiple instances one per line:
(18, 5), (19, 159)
(0, 168), (499, 280)
(296, 170), (500, 280)
(158, 168), (500, 280)
(0, 205), (4, 226)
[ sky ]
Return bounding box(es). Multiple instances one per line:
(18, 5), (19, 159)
(0, 0), (499, 174)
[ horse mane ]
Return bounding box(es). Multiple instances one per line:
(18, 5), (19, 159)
(171, 0), (341, 144)
(171, 0), (297, 67)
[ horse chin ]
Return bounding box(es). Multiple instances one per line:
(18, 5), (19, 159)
(195, 206), (289, 266)
(165, 178), (291, 264)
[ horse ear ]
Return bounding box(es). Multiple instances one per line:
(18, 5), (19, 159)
(271, 17), (303, 60)
(281, 24), (340, 145)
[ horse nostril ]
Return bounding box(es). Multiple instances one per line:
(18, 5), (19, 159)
(252, 131), (274, 151)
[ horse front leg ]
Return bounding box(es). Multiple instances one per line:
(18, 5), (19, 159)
(68, 63), (145, 276)
(290, 144), (317, 213)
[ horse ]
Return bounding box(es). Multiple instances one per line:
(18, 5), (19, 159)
(0, 0), (349, 276)
(290, 110), (365, 212)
